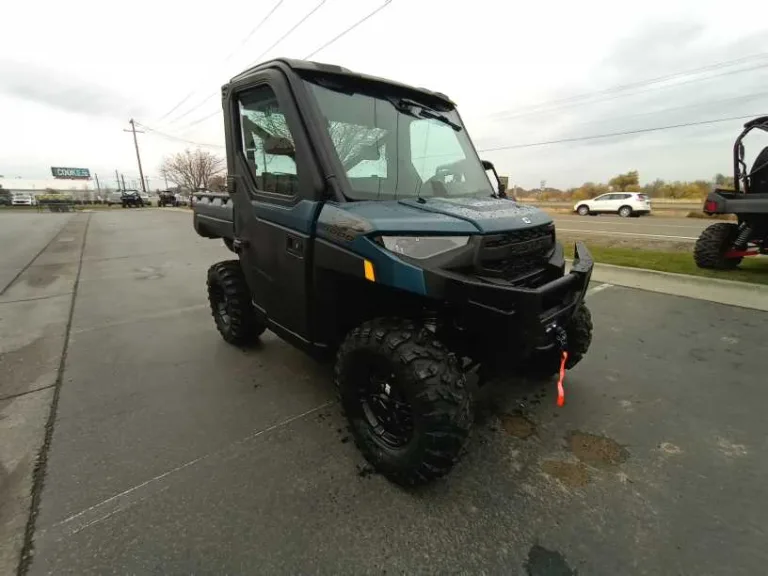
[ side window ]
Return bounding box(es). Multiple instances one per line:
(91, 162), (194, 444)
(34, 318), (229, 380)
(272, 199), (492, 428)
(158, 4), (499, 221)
(594, 194), (608, 201)
(619, 193), (632, 199)
(238, 85), (299, 196)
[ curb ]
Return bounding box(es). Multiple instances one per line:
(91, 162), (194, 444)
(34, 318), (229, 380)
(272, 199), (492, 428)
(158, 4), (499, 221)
(575, 260), (768, 311)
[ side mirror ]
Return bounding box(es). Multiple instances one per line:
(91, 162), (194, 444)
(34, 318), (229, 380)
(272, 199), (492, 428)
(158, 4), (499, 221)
(481, 159), (507, 198)
(264, 136), (295, 158)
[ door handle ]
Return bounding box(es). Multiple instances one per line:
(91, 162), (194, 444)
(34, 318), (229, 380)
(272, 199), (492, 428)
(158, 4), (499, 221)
(286, 235), (304, 257)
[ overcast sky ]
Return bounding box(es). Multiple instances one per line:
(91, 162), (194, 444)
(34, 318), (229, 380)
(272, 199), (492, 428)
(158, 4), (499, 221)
(3, 0), (768, 189)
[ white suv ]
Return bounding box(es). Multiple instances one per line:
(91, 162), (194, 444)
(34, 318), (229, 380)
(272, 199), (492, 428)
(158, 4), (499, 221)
(574, 192), (651, 217)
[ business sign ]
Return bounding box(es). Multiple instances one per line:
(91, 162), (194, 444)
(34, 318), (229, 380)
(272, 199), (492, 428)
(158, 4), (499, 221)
(51, 167), (91, 180)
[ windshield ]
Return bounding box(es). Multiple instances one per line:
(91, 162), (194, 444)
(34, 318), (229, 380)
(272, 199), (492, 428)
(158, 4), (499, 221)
(304, 77), (493, 202)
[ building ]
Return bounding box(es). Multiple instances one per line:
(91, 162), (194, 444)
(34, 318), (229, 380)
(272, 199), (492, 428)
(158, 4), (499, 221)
(0, 178), (99, 201)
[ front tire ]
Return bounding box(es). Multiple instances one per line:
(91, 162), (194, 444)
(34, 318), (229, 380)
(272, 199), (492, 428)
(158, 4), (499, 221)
(207, 260), (265, 345)
(577, 205), (590, 216)
(336, 318), (473, 485)
(693, 222), (742, 269)
(522, 303), (593, 379)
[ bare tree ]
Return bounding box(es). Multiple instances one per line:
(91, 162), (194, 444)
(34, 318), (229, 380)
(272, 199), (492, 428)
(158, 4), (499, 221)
(243, 111), (383, 169)
(160, 149), (225, 194)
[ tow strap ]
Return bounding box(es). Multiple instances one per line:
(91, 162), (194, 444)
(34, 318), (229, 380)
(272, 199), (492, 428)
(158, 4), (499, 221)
(557, 351), (568, 407)
(555, 327), (568, 407)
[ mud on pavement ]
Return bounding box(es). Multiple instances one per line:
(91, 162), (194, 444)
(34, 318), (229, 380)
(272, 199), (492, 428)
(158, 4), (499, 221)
(0, 214), (89, 575)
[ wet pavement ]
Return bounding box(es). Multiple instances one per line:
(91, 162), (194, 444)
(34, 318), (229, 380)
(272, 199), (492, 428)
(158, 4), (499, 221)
(3, 209), (767, 575)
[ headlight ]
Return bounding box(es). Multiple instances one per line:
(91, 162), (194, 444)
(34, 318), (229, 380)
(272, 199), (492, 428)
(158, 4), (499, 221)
(380, 236), (470, 259)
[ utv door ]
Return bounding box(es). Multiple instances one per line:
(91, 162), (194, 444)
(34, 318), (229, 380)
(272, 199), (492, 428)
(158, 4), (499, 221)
(224, 70), (323, 344)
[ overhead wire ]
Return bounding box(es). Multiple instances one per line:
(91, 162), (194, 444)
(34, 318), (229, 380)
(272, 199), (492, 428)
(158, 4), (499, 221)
(492, 56), (768, 121)
(155, 0), (285, 124)
(165, 0), (329, 129)
(165, 0), (393, 135)
(476, 114), (765, 152)
(134, 122), (225, 149)
(303, 0), (392, 59)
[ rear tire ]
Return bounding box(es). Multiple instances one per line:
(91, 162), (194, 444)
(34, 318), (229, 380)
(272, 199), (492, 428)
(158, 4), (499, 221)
(618, 205), (632, 218)
(207, 260), (265, 345)
(693, 222), (742, 269)
(335, 318), (473, 486)
(577, 205), (590, 216)
(522, 303), (593, 379)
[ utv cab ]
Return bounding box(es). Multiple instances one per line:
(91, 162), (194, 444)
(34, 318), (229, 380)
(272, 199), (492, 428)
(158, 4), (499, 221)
(195, 58), (595, 485)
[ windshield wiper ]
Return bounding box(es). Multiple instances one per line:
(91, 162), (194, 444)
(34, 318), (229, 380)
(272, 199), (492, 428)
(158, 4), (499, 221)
(415, 107), (461, 131)
(395, 99), (461, 131)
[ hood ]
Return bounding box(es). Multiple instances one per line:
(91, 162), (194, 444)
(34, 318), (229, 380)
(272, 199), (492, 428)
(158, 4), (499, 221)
(398, 197), (552, 233)
(316, 197), (553, 244)
(325, 196), (552, 237)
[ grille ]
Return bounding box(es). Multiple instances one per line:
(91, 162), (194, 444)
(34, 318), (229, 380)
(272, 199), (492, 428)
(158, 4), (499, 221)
(478, 224), (554, 282)
(483, 224), (553, 248)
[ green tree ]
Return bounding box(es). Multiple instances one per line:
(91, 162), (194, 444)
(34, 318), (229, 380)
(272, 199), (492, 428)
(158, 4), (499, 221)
(609, 170), (640, 191)
(572, 181), (610, 200)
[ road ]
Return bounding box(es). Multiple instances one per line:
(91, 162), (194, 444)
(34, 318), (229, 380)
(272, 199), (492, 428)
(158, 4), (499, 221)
(2, 209), (767, 575)
(553, 214), (709, 242)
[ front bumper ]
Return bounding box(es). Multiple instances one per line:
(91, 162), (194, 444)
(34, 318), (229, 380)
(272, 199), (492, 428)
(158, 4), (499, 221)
(424, 241), (594, 344)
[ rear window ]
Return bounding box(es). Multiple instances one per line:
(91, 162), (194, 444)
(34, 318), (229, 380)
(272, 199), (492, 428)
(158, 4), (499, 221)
(637, 194), (649, 200)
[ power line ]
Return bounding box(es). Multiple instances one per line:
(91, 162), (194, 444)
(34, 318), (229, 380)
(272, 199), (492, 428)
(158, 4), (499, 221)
(160, 0), (394, 138)
(561, 90), (768, 130)
(477, 114), (764, 152)
(156, 0), (285, 124)
(166, 0), (328, 129)
(493, 56), (768, 121)
(303, 0), (392, 59)
(135, 122), (224, 149)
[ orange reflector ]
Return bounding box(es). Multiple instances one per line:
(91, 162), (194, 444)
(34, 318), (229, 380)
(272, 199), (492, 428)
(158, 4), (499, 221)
(363, 259), (376, 282)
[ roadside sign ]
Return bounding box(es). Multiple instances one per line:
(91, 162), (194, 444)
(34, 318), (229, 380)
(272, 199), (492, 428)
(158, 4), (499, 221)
(51, 167), (91, 179)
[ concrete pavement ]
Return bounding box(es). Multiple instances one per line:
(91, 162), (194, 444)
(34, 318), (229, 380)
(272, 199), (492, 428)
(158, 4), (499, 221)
(0, 212), (87, 575)
(3, 209), (767, 574)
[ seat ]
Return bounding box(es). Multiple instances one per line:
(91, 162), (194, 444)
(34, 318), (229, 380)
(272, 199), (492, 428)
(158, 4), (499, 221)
(748, 146), (768, 193)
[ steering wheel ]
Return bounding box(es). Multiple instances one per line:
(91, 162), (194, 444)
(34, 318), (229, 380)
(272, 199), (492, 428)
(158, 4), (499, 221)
(422, 161), (468, 197)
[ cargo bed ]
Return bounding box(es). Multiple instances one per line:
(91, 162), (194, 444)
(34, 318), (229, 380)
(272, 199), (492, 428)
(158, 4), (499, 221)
(193, 192), (234, 240)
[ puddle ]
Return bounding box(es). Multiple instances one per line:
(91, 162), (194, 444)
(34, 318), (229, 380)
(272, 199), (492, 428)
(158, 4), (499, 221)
(21, 264), (66, 288)
(541, 460), (590, 487)
(568, 431), (628, 466)
(525, 544), (576, 576)
(500, 414), (535, 439)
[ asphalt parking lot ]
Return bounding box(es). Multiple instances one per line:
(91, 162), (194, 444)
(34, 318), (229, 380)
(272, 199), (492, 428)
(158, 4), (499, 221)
(3, 209), (767, 575)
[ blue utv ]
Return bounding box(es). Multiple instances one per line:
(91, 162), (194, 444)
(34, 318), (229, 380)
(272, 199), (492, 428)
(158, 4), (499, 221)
(193, 58), (594, 485)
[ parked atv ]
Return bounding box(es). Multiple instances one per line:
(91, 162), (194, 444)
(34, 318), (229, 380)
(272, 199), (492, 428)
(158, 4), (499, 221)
(694, 116), (768, 269)
(158, 191), (179, 207)
(194, 58), (594, 485)
(121, 190), (145, 208)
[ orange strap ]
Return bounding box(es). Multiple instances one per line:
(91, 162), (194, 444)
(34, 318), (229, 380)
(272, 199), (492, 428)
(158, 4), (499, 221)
(556, 350), (568, 407)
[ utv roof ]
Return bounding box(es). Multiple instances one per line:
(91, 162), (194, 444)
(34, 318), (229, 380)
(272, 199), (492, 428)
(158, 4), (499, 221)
(228, 57), (455, 108)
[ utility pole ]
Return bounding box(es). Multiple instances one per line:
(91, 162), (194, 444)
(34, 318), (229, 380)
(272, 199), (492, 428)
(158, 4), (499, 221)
(124, 119), (147, 193)
(94, 173), (101, 196)
(163, 174), (169, 189)
(121, 174), (127, 191)
(145, 176), (150, 191)
(115, 169), (121, 191)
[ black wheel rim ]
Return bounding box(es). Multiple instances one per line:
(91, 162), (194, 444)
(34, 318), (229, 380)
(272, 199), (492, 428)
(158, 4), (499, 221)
(211, 285), (230, 326)
(354, 356), (414, 449)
